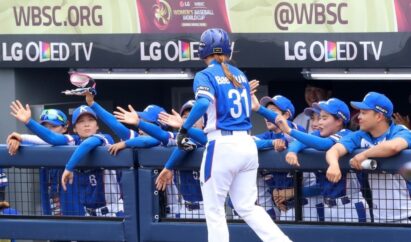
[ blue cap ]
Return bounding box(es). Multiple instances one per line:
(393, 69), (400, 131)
(40, 109), (68, 126)
(72, 105), (97, 124)
(314, 98), (350, 124)
(138, 105), (166, 124)
(179, 100), (196, 116)
(303, 102), (321, 117)
(260, 95), (295, 120)
(350, 92), (393, 117)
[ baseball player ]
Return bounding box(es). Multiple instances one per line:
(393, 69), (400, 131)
(326, 92), (411, 223)
(277, 98), (369, 222)
(115, 99), (206, 219)
(252, 95), (318, 222)
(0, 168), (9, 214)
(10, 101), (123, 217)
(174, 28), (291, 242)
(7, 109), (85, 216)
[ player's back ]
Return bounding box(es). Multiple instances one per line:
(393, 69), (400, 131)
(197, 60), (252, 133)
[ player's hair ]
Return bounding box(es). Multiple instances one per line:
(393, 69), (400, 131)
(214, 54), (242, 88)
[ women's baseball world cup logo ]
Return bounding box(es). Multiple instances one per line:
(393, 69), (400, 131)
(153, 0), (172, 30)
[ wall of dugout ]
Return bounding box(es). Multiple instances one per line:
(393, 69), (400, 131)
(0, 146), (411, 242)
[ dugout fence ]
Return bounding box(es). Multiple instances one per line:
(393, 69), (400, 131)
(1, 146), (411, 242)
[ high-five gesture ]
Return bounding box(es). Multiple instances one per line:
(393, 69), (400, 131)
(114, 105), (140, 126)
(249, 79), (259, 95)
(251, 93), (260, 112)
(10, 100), (32, 124)
(275, 115), (291, 134)
(158, 110), (183, 129)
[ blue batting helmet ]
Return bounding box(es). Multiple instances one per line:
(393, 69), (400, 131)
(198, 28), (231, 59)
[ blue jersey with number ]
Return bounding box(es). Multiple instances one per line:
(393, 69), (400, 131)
(68, 134), (115, 209)
(193, 60), (252, 133)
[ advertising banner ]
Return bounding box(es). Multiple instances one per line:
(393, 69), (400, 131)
(0, 33), (410, 68)
(1, 0), (410, 34)
(0, 0), (140, 34)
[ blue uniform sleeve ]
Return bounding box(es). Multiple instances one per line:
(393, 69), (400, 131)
(255, 139), (274, 150)
(256, 106), (278, 123)
(255, 132), (269, 140)
(182, 97), (210, 130)
(65, 136), (103, 171)
(26, 119), (69, 145)
(289, 129), (335, 151)
(392, 126), (411, 148)
(138, 121), (170, 145)
(187, 127), (207, 145)
(164, 148), (190, 169)
(90, 102), (138, 140)
(338, 131), (362, 153)
(287, 140), (307, 154)
(256, 106), (299, 131)
(124, 136), (161, 148)
(193, 72), (215, 102)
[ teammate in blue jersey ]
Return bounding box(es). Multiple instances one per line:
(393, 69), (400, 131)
(276, 98), (369, 222)
(115, 99), (207, 219)
(0, 168), (9, 212)
(10, 101), (123, 217)
(173, 28), (291, 242)
(7, 109), (85, 216)
(326, 92), (411, 223)
(252, 95), (318, 222)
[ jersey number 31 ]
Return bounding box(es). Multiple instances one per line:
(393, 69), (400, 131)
(228, 89), (250, 118)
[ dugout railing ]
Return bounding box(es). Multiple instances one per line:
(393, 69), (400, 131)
(138, 147), (411, 242)
(1, 146), (411, 242)
(0, 145), (138, 242)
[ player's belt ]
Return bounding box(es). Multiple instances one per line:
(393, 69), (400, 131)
(85, 206), (109, 216)
(184, 201), (201, 211)
(207, 129), (250, 140)
(285, 198), (308, 210)
(323, 196), (350, 207)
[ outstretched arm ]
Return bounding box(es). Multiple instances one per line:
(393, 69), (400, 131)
(61, 136), (104, 191)
(26, 120), (69, 145)
(288, 130), (335, 151)
(182, 97), (210, 130)
(124, 136), (161, 148)
(90, 101), (138, 141)
(65, 136), (103, 171)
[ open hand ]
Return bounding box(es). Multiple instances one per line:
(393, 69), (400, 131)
(158, 110), (183, 129)
(155, 168), (174, 191)
(10, 100), (31, 124)
(114, 105), (140, 126)
(249, 79), (259, 95)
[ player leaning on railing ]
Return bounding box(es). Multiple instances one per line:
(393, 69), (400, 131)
(326, 92), (411, 223)
(275, 98), (370, 223)
(10, 100), (123, 217)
